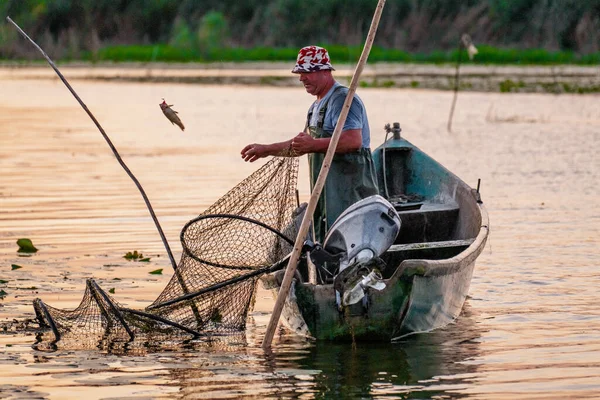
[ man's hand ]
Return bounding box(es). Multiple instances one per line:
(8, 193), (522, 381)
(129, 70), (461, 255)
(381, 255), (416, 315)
(291, 132), (316, 154)
(241, 143), (269, 162)
(291, 130), (362, 154)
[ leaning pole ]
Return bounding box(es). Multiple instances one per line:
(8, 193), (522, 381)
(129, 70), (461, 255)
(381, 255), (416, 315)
(262, 0), (388, 349)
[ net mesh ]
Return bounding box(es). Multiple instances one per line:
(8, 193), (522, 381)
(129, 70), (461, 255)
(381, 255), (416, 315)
(33, 157), (299, 348)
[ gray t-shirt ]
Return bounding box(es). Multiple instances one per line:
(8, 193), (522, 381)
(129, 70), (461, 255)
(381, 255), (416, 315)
(308, 82), (371, 148)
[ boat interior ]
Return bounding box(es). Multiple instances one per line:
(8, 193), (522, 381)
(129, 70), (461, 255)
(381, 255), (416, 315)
(371, 138), (480, 279)
(294, 133), (482, 284)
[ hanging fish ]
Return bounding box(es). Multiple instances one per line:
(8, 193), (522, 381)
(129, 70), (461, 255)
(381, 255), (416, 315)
(159, 99), (185, 131)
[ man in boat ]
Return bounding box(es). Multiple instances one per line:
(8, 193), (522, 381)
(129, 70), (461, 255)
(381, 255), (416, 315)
(241, 45), (378, 242)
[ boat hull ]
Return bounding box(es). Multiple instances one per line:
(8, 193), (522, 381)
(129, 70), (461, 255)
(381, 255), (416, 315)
(262, 216), (487, 341)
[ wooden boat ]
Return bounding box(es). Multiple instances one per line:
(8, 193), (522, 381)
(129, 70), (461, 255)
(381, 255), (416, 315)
(262, 123), (489, 341)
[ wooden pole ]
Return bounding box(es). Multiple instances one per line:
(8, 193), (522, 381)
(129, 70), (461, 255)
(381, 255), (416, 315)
(447, 38), (463, 133)
(262, 0), (387, 349)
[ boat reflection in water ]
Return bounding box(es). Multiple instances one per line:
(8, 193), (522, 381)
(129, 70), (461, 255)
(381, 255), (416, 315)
(167, 302), (483, 399)
(292, 303), (483, 398)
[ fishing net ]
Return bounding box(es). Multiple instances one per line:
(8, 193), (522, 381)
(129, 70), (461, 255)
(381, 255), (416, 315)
(33, 157), (300, 348)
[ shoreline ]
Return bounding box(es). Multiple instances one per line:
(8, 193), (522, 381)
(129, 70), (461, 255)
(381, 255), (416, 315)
(1, 62), (599, 93)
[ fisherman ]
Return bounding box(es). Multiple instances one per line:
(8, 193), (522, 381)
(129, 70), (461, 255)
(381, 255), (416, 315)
(241, 45), (379, 242)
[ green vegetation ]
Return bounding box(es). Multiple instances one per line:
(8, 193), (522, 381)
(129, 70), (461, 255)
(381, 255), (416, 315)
(560, 83), (600, 94)
(499, 79), (526, 93)
(1, 1), (599, 65)
(149, 269), (163, 275)
(16, 238), (37, 253)
(11, 264), (22, 270)
(80, 44), (600, 65)
(123, 251), (150, 262)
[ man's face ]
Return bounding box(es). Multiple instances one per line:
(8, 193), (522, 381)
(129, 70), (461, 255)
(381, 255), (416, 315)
(298, 70), (330, 96)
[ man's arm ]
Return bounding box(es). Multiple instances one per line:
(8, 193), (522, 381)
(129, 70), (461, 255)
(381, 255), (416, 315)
(241, 127), (362, 163)
(291, 129), (362, 154)
(241, 139), (295, 162)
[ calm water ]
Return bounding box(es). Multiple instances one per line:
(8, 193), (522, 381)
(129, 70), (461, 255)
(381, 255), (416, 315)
(0, 73), (599, 399)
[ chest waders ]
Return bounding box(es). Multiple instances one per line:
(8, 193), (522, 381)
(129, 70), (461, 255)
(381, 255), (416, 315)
(307, 86), (379, 243)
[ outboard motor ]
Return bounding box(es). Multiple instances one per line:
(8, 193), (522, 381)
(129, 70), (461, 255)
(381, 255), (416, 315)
(306, 195), (401, 307)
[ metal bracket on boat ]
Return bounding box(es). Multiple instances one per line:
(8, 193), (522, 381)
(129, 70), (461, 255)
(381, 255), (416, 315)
(333, 257), (387, 306)
(472, 178), (483, 203)
(302, 240), (344, 271)
(342, 270), (386, 306)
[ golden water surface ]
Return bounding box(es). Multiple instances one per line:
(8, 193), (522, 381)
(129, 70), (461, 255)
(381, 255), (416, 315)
(0, 71), (599, 399)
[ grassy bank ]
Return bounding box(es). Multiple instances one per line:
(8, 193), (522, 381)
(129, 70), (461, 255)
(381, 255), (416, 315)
(25, 45), (600, 66)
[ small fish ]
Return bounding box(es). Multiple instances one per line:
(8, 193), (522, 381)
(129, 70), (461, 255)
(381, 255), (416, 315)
(159, 99), (185, 131)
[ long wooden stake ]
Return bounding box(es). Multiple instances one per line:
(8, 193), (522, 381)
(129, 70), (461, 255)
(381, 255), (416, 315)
(6, 16), (178, 271)
(447, 38), (463, 133)
(262, 0), (387, 349)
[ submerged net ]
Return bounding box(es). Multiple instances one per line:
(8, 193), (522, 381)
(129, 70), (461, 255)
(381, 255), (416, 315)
(33, 157), (299, 347)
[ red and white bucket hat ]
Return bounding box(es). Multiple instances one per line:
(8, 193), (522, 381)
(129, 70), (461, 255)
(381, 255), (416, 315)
(292, 45), (335, 73)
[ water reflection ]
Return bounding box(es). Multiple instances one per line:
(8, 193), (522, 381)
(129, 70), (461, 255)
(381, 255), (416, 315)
(16, 304), (482, 398)
(166, 303), (483, 399)
(294, 303), (481, 398)
(1, 262), (484, 398)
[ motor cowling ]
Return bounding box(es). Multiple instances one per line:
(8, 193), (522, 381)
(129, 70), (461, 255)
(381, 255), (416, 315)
(322, 195), (401, 273)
